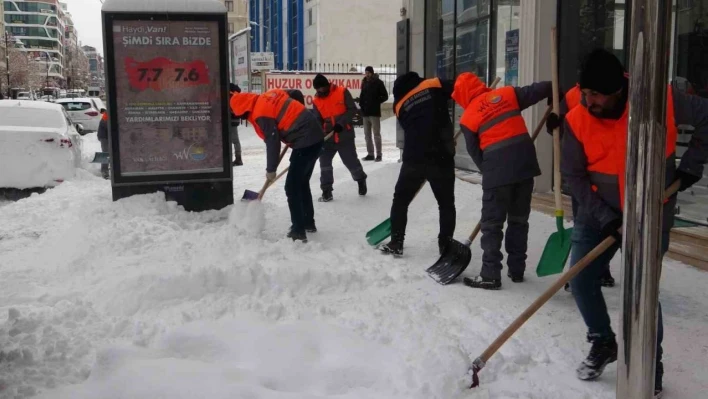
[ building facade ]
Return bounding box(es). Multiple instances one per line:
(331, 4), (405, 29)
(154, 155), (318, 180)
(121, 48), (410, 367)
(223, 0), (249, 35)
(402, 0), (708, 225)
(3, 0), (66, 83)
(82, 45), (104, 92)
(249, 0), (398, 70)
(1, 1), (5, 82)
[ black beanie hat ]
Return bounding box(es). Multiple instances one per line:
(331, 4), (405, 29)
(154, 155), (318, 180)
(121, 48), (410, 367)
(313, 74), (329, 89)
(230, 83), (241, 93)
(579, 49), (625, 95)
(393, 71), (424, 105)
(365, 66), (374, 73)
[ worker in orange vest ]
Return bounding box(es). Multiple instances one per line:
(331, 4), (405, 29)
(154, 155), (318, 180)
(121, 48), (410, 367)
(231, 89), (327, 242)
(97, 108), (109, 179)
(312, 74), (367, 202)
(556, 49), (707, 396)
(452, 72), (552, 290)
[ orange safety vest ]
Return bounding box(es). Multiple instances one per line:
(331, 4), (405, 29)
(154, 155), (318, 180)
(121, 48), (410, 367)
(565, 86), (677, 210)
(565, 84), (582, 111)
(312, 85), (348, 142)
(250, 89), (303, 142)
(394, 78), (442, 117)
(101, 112), (108, 121)
(458, 86), (529, 150)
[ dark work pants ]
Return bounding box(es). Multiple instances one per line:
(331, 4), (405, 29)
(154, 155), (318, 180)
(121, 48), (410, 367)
(99, 138), (109, 173)
(390, 162), (456, 241)
(570, 223), (666, 380)
(285, 141), (323, 234)
(480, 178), (534, 280)
(319, 140), (367, 191)
(571, 197), (612, 278)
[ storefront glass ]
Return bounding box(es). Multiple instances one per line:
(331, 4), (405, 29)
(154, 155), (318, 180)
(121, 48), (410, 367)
(493, 1), (520, 86)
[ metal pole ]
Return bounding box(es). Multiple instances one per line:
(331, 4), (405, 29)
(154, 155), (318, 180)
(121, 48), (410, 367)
(5, 33), (10, 98)
(619, 1), (673, 398)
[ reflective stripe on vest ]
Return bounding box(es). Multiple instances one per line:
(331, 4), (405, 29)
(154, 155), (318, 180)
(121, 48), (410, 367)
(565, 85), (677, 210)
(394, 78), (443, 117)
(458, 86), (528, 150)
(252, 89), (304, 142)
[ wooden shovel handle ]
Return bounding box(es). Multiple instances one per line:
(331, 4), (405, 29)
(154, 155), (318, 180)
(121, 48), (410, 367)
(476, 180), (681, 366)
(466, 107), (552, 244)
(550, 27), (563, 213)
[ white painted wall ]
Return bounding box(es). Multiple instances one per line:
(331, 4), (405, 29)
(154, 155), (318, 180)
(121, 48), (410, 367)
(305, 0), (399, 67)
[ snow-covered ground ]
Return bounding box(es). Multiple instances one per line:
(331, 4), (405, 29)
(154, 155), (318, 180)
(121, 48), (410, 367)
(1, 118), (707, 398)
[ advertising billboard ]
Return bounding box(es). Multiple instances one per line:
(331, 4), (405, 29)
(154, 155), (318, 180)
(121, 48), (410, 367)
(106, 17), (228, 180)
(264, 73), (363, 108)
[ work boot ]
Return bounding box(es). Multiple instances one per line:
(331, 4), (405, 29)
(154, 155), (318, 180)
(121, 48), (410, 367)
(438, 236), (452, 255)
(380, 234), (404, 257)
(507, 271), (525, 283)
(564, 282), (571, 292)
(318, 189), (333, 202)
(287, 230), (308, 243)
(358, 179), (367, 196)
(232, 154), (243, 166)
(600, 270), (615, 287)
(576, 335), (618, 380)
(305, 222), (317, 233)
(362, 154), (375, 161)
(463, 276), (502, 290)
(375, 154), (382, 162)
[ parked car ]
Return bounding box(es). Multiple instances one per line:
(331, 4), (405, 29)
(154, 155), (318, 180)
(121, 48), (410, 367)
(0, 100), (83, 189)
(17, 92), (33, 100)
(54, 97), (102, 133)
(90, 97), (106, 112)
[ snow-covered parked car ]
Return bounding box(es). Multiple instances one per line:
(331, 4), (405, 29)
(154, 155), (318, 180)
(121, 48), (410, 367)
(0, 100), (83, 189)
(54, 97), (102, 133)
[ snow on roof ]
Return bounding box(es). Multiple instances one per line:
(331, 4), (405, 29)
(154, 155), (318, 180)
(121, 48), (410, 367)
(102, 0), (226, 13)
(0, 100), (64, 112)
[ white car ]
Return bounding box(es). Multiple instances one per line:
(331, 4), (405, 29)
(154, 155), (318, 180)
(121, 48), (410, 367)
(17, 92), (33, 100)
(54, 97), (102, 133)
(0, 100), (83, 189)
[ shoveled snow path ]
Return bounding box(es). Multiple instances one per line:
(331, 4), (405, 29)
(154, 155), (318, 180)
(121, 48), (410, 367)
(0, 119), (706, 398)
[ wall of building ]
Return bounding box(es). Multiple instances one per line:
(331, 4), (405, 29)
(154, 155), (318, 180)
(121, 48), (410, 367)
(303, 0), (398, 68)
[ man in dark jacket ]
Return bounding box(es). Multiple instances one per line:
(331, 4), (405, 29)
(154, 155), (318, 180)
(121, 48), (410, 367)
(558, 49), (707, 397)
(229, 83), (243, 166)
(312, 73), (367, 201)
(358, 66), (389, 161)
(97, 108), (109, 179)
(453, 72), (551, 289)
(379, 72), (456, 257)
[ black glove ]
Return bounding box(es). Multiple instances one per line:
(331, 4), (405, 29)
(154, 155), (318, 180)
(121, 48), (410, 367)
(354, 97), (360, 103)
(546, 112), (563, 135)
(333, 124), (344, 133)
(675, 170), (701, 192)
(600, 218), (623, 242)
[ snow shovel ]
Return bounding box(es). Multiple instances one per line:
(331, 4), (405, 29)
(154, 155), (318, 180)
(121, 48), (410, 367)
(241, 145), (290, 201)
(469, 180), (681, 388)
(536, 27), (573, 278)
(368, 78), (502, 247)
(427, 106), (553, 285)
(91, 151), (110, 164)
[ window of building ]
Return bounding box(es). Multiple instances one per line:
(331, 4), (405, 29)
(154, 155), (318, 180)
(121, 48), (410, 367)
(308, 8), (313, 26)
(229, 22), (234, 33)
(226, 1), (234, 12)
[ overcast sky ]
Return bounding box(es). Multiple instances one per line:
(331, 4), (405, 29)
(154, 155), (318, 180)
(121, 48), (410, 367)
(65, 0), (104, 54)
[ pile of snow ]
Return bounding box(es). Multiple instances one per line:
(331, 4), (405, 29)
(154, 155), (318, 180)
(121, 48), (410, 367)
(0, 118), (707, 399)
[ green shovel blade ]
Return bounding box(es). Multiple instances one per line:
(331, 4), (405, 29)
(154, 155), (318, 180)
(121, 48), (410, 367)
(536, 216), (573, 277)
(366, 218), (392, 246)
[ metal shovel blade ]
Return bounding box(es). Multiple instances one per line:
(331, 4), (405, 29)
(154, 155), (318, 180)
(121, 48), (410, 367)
(91, 152), (110, 164)
(366, 218), (392, 246)
(536, 222), (573, 277)
(241, 189), (260, 201)
(426, 239), (473, 285)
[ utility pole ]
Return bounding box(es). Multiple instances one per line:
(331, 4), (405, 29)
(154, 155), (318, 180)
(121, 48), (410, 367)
(618, 1), (674, 398)
(4, 32), (10, 98)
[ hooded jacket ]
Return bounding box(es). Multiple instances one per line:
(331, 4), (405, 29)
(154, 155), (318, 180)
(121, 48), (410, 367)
(231, 89), (323, 172)
(393, 72), (455, 166)
(359, 74), (389, 117)
(453, 72), (550, 189)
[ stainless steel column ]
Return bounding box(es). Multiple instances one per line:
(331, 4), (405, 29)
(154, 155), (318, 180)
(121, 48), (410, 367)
(619, 1), (674, 398)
